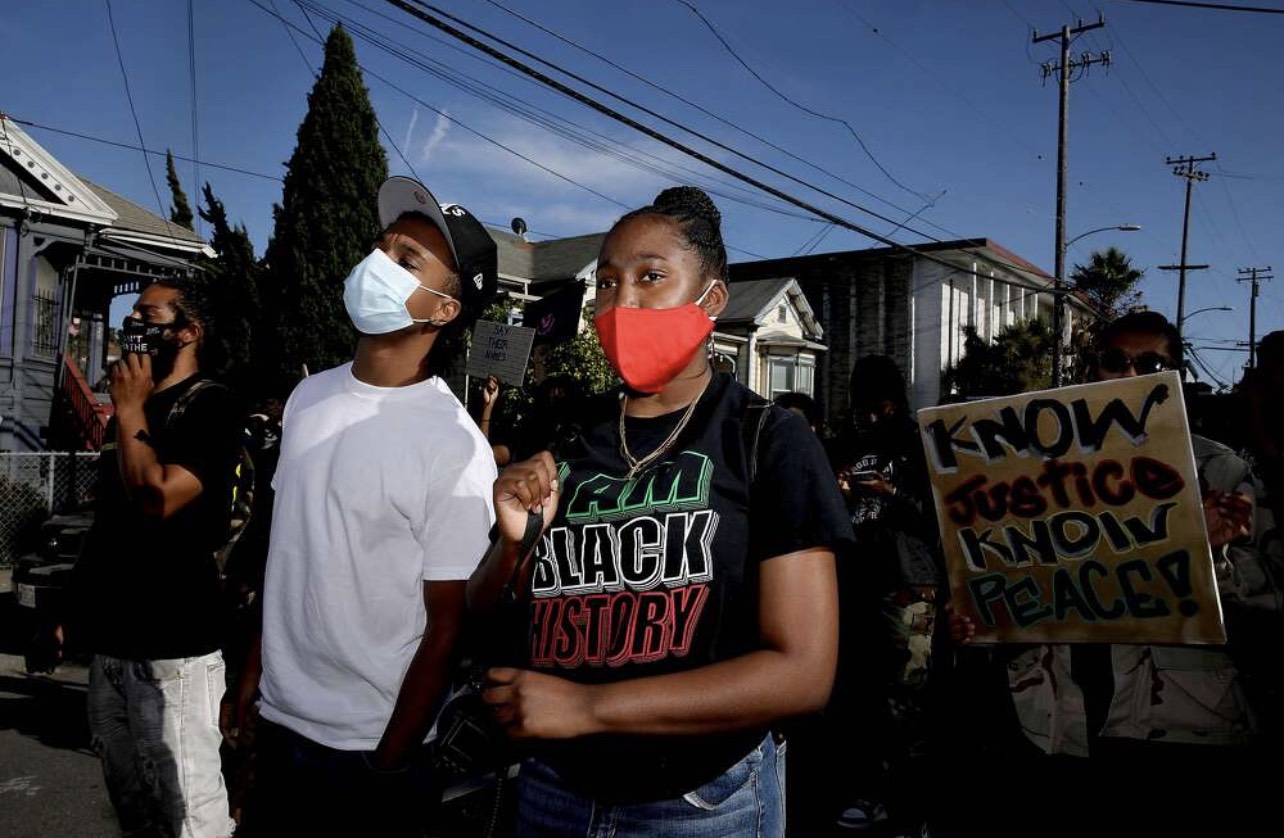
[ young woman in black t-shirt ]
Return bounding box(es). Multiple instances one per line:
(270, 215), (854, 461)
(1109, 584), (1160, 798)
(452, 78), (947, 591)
(468, 187), (851, 835)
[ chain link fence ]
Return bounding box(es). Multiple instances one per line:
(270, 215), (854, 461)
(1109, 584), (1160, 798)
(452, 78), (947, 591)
(0, 452), (99, 566)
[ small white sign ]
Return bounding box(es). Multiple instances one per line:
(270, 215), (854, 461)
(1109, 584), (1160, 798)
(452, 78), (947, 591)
(466, 320), (536, 387)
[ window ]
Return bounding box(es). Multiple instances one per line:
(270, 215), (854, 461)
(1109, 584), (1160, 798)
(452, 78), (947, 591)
(769, 357), (793, 397)
(32, 256), (60, 359)
(777, 304), (788, 324)
(768, 355), (815, 398)
(797, 362), (814, 396)
(33, 288), (58, 358)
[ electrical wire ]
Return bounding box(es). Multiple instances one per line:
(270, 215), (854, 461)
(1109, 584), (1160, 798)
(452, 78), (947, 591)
(10, 117), (284, 181)
(103, 0), (186, 248)
(392, 1), (956, 238)
(668, 0), (928, 202)
(1116, 0), (1284, 13)
(188, 0), (203, 236)
(294, 0), (819, 221)
(383, 0), (1089, 293)
(285, 0), (423, 181)
(830, 0), (1048, 164)
(248, 0), (628, 210)
(478, 0), (944, 224)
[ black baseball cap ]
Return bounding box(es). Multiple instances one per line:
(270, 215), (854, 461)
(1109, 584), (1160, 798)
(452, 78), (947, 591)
(377, 175), (499, 311)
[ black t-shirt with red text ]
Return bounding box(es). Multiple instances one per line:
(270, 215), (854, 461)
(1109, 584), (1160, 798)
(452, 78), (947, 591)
(75, 375), (242, 660)
(524, 373), (852, 803)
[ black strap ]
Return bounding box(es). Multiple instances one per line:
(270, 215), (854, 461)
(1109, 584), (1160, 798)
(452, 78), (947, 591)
(165, 378), (220, 430)
(742, 400), (772, 485)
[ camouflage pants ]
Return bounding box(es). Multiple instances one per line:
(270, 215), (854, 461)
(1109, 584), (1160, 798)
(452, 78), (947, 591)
(880, 587), (937, 735)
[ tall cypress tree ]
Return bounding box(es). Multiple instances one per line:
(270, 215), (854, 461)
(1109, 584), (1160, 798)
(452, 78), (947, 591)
(165, 150), (195, 229)
(261, 24), (388, 393)
(198, 182), (262, 396)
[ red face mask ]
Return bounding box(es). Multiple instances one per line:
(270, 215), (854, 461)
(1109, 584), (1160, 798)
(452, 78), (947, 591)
(594, 294), (716, 394)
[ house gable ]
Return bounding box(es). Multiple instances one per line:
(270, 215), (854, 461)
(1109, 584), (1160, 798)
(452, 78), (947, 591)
(0, 117), (117, 227)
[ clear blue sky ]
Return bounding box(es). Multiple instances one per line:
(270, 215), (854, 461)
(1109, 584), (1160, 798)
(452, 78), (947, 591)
(3, 0), (1280, 387)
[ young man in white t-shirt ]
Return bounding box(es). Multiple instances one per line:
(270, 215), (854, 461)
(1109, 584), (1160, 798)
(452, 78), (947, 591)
(227, 177), (500, 835)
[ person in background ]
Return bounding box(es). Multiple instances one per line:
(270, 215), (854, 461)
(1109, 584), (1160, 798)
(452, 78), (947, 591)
(774, 390), (821, 434)
(949, 310), (1272, 836)
(72, 277), (242, 838)
(227, 176), (499, 836)
(468, 186), (851, 836)
(489, 373), (586, 468)
(825, 354), (942, 837)
(477, 374), (501, 442)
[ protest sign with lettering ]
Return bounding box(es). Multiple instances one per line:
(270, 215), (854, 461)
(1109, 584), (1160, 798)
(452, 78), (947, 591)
(466, 320), (535, 386)
(918, 372), (1225, 644)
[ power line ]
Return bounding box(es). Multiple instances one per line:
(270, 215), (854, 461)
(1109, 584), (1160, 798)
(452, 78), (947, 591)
(390, 1), (954, 238)
(478, 0), (945, 227)
(668, 0), (928, 202)
(1116, 0), (1284, 13)
(295, 0), (819, 221)
(187, 0), (202, 236)
(286, 0), (423, 181)
(246, 0), (628, 209)
(103, 0), (185, 248)
(10, 117), (284, 181)
(831, 0), (1047, 163)
(381, 0), (1086, 293)
(386, 0), (1091, 290)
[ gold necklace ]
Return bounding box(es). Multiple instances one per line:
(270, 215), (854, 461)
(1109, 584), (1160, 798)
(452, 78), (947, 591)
(619, 375), (712, 479)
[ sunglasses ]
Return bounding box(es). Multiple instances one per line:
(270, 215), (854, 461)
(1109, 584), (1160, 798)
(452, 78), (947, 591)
(1097, 348), (1175, 375)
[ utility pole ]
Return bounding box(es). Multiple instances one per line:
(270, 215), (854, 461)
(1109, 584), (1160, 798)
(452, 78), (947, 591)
(1237, 266), (1273, 369)
(1034, 14), (1108, 387)
(1165, 154), (1216, 336)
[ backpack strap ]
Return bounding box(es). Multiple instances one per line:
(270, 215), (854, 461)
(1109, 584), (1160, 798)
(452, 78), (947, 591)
(165, 378), (221, 430)
(742, 399), (772, 486)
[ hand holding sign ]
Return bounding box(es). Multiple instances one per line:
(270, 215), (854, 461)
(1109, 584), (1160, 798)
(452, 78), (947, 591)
(466, 321), (536, 387)
(1203, 490), (1251, 548)
(919, 372), (1226, 645)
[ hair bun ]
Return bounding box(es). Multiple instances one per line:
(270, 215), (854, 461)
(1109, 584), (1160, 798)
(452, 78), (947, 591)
(652, 186), (721, 230)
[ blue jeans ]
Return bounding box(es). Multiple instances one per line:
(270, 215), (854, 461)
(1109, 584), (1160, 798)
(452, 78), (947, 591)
(87, 652), (234, 838)
(516, 734), (786, 837)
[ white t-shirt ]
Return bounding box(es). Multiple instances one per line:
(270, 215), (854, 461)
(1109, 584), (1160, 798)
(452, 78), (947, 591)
(259, 363), (496, 750)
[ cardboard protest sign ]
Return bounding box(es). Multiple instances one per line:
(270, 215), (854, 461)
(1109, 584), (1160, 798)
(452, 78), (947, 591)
(466, 321), (536, 386)
(918, 372), (1225, 645)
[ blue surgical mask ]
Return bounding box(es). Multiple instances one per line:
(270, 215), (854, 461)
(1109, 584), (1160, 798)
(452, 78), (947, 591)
(342, 248), (454, 335)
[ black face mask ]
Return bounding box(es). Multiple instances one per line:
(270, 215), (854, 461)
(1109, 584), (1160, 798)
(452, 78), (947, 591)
(121, 317), (170, 356)
(121, 317), (183, 378)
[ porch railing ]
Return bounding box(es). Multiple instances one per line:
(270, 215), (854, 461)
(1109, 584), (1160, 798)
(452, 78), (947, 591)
(61, 352), (112, 450)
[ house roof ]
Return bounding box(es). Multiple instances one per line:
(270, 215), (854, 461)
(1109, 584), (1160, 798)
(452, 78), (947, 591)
(0, 116), (117, 226)
(720, 277), (822, 338)
(731, 237), (1054, 285)
(80, 179), (204, 247)
(721, 277), (794, 324)
(490, 227), (606, 283)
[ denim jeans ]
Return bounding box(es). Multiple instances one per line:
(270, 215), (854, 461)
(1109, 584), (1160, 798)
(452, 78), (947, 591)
(515, 733), (786, 837)
(245, 718), (439, 837)
(87, 652), (234, 838)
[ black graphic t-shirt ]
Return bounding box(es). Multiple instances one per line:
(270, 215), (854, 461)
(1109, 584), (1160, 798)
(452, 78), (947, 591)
(827, 416), (942, 589)
(74, 376), (242, 660)
(525, 373), (852, 803)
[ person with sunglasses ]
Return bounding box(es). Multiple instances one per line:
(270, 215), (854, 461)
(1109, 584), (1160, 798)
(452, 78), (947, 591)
(948, 310), (1272, 835)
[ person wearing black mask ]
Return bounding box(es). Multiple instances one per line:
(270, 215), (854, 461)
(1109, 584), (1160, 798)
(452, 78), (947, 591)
(69, 277), (243, 838)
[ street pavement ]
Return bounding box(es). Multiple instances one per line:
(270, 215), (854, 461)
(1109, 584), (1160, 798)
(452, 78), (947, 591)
(0, 569), (116, 837)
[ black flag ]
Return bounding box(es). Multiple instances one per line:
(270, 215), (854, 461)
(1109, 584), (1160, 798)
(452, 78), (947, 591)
(523, 282), (585, 346)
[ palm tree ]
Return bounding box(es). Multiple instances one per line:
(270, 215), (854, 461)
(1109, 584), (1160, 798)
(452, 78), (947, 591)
(1070, 247), (1144, 318)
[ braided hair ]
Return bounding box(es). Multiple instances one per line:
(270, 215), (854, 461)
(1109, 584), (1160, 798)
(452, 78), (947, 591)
(614, 186), (728, 282)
